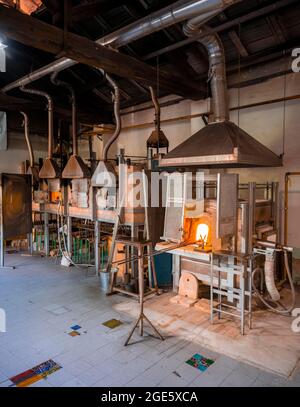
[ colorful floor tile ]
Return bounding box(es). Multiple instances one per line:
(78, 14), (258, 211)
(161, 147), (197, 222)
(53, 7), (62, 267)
(102, 318), (123, 329)
(68, 330), (80, 337)
(70, 325), (81, 331)
(186, 354), (215, 372)
(10, 360), (62, 387)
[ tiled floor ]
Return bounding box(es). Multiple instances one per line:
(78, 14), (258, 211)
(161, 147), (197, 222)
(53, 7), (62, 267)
(0, 254), (299, 387)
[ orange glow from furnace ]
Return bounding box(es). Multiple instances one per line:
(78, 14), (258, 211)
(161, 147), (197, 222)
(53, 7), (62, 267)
(196, 223), (209, 244)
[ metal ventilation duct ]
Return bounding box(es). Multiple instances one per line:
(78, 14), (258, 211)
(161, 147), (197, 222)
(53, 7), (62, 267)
(147, 86), (169, 152)
(20, 86), (60, 178)
(51, 73), (90, 179)
(20, 111), (39, 182)
(2, 0), (238, 93)
(160, 11), (282, 169)
(91, 71), (121, 187)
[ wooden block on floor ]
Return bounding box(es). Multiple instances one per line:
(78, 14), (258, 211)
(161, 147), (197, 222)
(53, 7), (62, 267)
(170, 294), (197, 308)
(178, 272), (199, 299)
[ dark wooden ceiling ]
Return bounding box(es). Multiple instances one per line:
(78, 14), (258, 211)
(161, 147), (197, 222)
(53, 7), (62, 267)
(0, 0), (299, 131)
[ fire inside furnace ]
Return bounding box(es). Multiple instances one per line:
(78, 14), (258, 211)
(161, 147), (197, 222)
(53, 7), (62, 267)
(195, 223), (211, 252)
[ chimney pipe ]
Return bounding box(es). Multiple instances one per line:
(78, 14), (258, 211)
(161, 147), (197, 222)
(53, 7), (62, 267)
(50, 72), (77, 155)
(20, 86), (60, 178)
(20, 111), (34, 168)
(149, 86), (161, 133)
(147, 86), (169, 153)
(184, 17), (235, 122)
(20, 86), (54, 158)
(99, 70), (121, 161)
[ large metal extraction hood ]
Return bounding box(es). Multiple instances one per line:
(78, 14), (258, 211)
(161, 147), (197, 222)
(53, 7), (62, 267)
(160, 18), (282, 169)
(160, 121), (282, 168)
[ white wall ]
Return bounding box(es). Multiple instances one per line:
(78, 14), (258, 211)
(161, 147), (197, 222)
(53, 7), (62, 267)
(2, 73), (299, 246)
(0, 131), (48, 174)
(119, 73), (300, 247)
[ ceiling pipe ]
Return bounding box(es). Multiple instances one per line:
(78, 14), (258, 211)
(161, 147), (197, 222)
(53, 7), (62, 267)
(20, 110), (40, 183)
(183, 0), (240, 122)
(20, 86), (53, 157)
(159, 0), (282, 168)
(147, 86), (169, 153)
(50, 72), (77, 155)
(149, 86), (161, 131)
(183, 1), (242, 121)
(20, 85), (60, 178)
(98, 69), (121, 161)
(50, 72), (90, 179)
(185, 23), (230, 122)
(91, 71), (121, 187)
(20, 111), (34, 168)
(1, 0), (239, 93)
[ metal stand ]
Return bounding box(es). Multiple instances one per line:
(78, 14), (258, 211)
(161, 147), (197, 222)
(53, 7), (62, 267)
(44, 212), (49, 257)
(28, 233), (33, 255)
(67, 216), (72, 257)
(210, 250), (253, 335)
(108, 237), (159, 297)
(94, 220), (100, 276)
(125, 242), (164, 346)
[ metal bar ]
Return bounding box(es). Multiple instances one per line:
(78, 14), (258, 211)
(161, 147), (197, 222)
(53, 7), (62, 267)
(28, 233), (33, 255)
(240, 260), (245, 335)
(248, 182), (256, 254)
(67, 216), (72, 256)
(44, 212), (49, 256)
(94, 220), (100, 275)
(248, 256), (253, 329)
(111, 240), (196, 267)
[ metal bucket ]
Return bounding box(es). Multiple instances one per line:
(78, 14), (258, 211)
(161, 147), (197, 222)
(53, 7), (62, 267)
(99, 268), (117, 293)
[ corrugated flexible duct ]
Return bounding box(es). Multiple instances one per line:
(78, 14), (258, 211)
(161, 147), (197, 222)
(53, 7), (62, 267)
(20, 85), (60, 178)
(20, 111), (33, 168)
(99, 70), (121, 161)
(20, 86), (53, 158)
(183, 21), (231, 122)
(51, 72), (77, 155)
(50, 73), (90, 179)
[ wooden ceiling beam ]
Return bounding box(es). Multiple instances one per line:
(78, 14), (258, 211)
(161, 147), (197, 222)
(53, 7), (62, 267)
(266, 14), (287, 44)
(218, 12), (249, 58)
(71, 0), (125, 23)
(0, 4), (204, 99)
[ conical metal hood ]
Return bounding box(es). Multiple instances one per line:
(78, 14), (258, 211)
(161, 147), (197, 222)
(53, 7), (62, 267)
(160, 121), (282, 168)
(147, 129), (169, 150)
(62, 155), (90, 179)
(39, 158), (61, 179)
(160, 23), (282, 169)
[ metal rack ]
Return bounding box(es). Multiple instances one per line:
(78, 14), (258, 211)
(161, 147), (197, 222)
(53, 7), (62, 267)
(210, 250), (253, 335)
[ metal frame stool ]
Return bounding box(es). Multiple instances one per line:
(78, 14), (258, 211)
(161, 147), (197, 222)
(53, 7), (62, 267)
(210, 250), (253, 335)
(108, 237), (159, 297)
